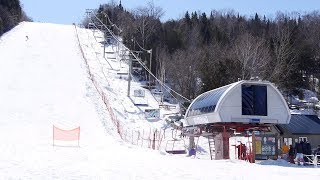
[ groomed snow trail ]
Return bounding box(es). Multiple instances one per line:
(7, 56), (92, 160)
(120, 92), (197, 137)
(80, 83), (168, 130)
(0, 22), (319, 179)
(0, 22), (122, 179)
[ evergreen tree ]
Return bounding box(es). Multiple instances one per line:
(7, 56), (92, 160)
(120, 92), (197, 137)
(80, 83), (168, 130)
(0, 0), (27, 36)
(118, 0), (123, 11)
(184, 11), (191, 27)
(191, 11), (198, 24)
(200, 12), (211, 44)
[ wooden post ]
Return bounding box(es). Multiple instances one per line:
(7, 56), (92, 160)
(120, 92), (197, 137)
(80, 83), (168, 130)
(222, 126), (230, 159)
(252, 132), (256, 163)
(158, 129), (162, 150)
(152, 130), (156, 150)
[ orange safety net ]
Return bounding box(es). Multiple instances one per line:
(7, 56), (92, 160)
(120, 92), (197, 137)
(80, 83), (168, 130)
(53, 125), (80, 141)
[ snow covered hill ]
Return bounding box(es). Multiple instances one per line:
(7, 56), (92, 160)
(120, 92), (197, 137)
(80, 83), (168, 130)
(0, 22), (319, 179)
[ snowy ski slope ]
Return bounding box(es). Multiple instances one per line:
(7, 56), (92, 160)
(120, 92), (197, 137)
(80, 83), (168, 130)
(0, 22), (319, 179)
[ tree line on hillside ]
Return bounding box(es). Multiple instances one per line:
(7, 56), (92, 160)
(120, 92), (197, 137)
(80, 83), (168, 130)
(86, 1), (320, 101)
(0, 0), (31, 35)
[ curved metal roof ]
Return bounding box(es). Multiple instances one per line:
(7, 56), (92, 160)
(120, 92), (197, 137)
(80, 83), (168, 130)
(186, 83), (233, 117)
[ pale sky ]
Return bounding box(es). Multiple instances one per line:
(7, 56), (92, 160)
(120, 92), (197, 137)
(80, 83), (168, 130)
(20, 0), (320, 24)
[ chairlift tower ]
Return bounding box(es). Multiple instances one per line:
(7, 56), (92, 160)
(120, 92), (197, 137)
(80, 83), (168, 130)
(127, 58), (133, 97)
(148, 49), (152, 90)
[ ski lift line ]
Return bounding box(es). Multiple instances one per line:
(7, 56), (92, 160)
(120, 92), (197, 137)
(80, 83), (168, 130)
(101, 11), (122, 33)
(128, 44), (191, 102)
(85, 19), (117, 71)
(88, 18), (101, 30)
(99, 11), (120, 31)
(131, 50), (190, 101)
(88, 22), (105, 43)
(88, 12), (190, 102)
(120, 40), (190, 102)
(89, 11), (121, 36)
(134, 39), (150, 52)
(129, 47), (190, 102)
(134, 40), (164, 104)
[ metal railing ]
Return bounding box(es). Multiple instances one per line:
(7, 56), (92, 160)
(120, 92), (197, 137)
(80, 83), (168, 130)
(304, 154), (320, 167)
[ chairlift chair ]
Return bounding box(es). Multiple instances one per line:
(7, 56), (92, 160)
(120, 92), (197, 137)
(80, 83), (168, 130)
(88, 23), (95, 29)
(165, 138), (187, 154)
(165, 129), (187, 154)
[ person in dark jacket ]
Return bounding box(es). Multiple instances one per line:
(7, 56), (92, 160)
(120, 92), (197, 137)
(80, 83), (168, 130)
(306, 141), (312, 155)
(302, 140), (308, 162)
(304, 141), (312, 163)
(294, 139), (300, 152)
(237, 143), (246, 160)
(295, 140), (304, 165)
(288, 145), (295, 164)
(302, 140), (307, 153)
(314, 145), (320, 155)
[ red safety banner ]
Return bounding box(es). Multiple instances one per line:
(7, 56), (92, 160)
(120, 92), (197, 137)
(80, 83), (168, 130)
(53, 125), (80, 141)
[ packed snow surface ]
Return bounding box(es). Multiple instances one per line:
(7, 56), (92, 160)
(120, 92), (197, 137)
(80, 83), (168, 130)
(0, 22), (319, 179)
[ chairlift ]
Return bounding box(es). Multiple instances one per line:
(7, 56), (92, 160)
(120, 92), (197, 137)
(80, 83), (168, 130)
(165, 129), (187, 154)
(132, 61), (141, 68)
(88, 23), (96, 29)
(141, 82), (156, 90)
(132, 67), (143, 71)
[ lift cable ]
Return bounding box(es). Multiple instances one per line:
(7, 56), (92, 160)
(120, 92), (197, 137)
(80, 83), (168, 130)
(86, 10), (191, 103)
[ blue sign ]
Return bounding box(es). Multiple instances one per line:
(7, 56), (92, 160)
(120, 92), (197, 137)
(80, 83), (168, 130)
(250, 118), (260, 123)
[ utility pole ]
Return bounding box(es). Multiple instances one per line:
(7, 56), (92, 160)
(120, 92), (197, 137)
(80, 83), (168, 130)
(161, 69), (165, 104)
(85, 9), (92, 26)
(103, 43), (106, 58)
(188, 129), (195, 151)
(127, 57), (133, 97)
(103, 32), (106, 58)
(117, 39), (120, 55)
(148, 49), (152, 90)
(114, 24), (120, 55)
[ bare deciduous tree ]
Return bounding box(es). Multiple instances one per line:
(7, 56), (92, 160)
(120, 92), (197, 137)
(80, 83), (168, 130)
(133, 1), (164, 49)
(269, 23), (298, 88)
(232, 33), (271, 80)
(166, 47), (201, 99)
